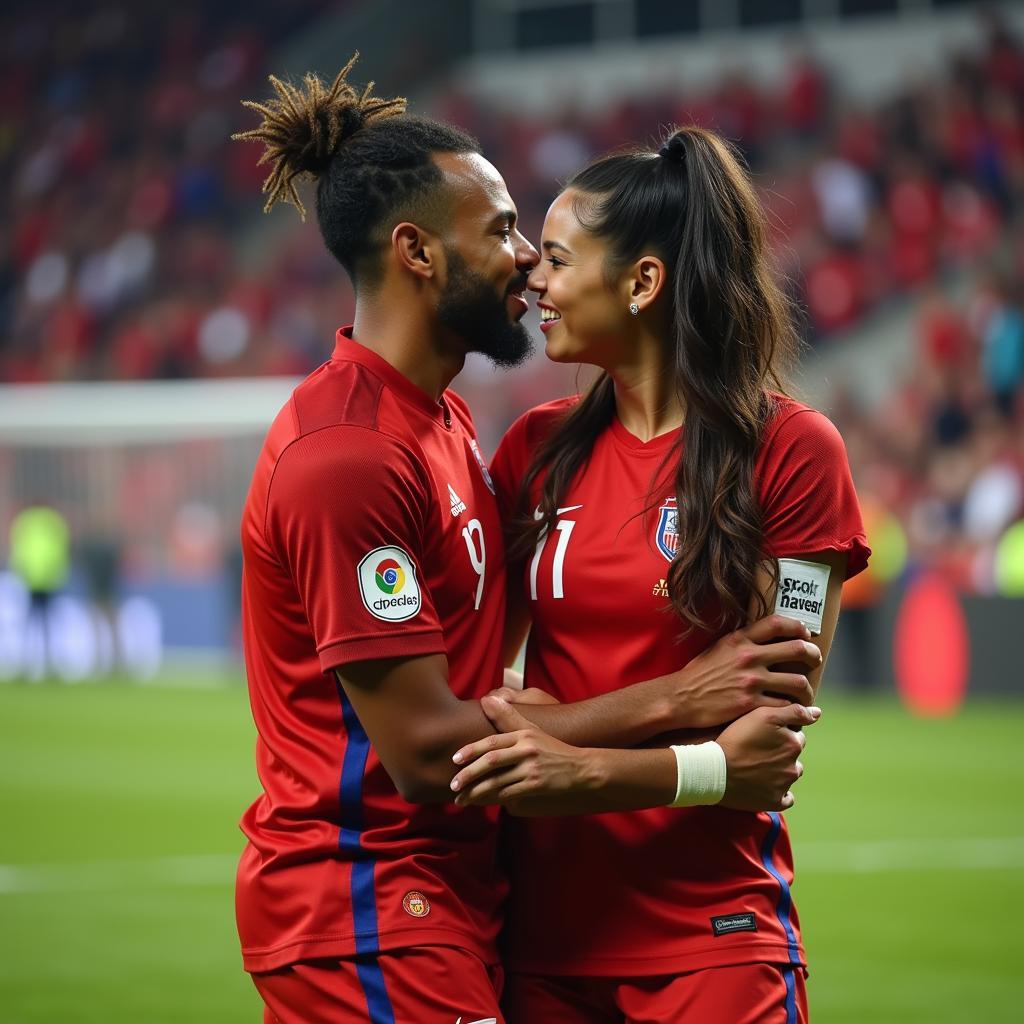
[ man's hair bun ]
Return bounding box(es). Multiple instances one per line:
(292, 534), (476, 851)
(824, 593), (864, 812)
(232, 52), (407, 219)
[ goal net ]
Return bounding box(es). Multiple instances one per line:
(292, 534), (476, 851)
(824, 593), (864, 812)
(0, 378), (296, 681)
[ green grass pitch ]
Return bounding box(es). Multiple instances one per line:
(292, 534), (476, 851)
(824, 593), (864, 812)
(1, 678), (1022, 1023)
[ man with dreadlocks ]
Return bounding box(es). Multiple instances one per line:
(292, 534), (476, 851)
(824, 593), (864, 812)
(232, 55), (536, 1023)
(232, 56), (818, 1023)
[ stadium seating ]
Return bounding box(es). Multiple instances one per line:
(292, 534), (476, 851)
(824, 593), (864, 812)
(3, 2), (1022, 607)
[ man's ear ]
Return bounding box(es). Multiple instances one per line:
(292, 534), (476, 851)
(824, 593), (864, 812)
(392, 222), (440, 282)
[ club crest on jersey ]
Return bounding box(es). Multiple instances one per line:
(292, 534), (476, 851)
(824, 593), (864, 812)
(468, 438), (496, 495)
(402, 890), (430, 918)
(656, 496), (679, 562)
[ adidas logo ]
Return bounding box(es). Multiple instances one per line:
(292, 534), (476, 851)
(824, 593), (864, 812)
(652, 578), (669, 597)
(448, 483), (467, 517)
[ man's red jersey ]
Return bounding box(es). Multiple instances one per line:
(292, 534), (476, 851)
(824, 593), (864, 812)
(490, 395), (869, 977)
(236, 329), (507, 974)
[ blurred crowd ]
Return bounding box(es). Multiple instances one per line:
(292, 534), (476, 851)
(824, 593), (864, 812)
(449, 26), (1022, 344)
(835, 273), (1024, 597)
(0, 0), (338, 383)
(4, 4), (1022, 379)
(2, 3), (1023, 610)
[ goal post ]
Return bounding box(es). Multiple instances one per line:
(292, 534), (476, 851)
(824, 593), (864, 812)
(0, 378), (298, 681)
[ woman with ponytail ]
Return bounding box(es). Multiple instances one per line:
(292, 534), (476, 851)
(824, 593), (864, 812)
(233, 57), (824, 1023)
(451, 127), (870, 1022)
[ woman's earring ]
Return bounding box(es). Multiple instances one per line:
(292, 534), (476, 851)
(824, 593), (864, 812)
(629, 302), (639, 316)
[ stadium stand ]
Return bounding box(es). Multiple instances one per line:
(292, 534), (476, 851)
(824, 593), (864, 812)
(1, 1), (337, 383)
(1, 1), (1022, 665)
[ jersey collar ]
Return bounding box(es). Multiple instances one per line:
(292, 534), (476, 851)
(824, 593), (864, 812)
(332, 327), (452, 426)
(607, 413), (681, 456)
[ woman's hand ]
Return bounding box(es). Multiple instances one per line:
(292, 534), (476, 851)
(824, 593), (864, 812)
(485, 685), (561, 706)
(716, 703), (821, 812)
(451, 695), (820, 816)
(450, 696), (593, 815)
(664, 614), (821, 729)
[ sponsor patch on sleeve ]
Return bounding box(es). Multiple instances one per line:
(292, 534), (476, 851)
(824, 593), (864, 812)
(357, 546), (422, 622)
(774, 558), (830, 636)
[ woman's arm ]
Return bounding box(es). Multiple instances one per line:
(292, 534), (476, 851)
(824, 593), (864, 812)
(496, 537), (820, 745)
(753, 549), (847, 698)
(450, 548), (848, 816)
(494, 610), (820, 748)
(449, 693), (817, 815)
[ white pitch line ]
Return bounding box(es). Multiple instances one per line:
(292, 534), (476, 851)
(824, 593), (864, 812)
(796, 836), (1024, 874)
(1, 838), (1022, 895)
(0, 854), (237, 894)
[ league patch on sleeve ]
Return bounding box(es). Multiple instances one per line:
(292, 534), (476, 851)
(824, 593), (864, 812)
(774, 558), (830, 635)
(357, 546), (422, 622)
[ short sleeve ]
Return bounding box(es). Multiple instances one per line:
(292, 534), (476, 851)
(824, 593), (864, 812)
(266, 425), (445, 671)
(757, 407), (871, 580)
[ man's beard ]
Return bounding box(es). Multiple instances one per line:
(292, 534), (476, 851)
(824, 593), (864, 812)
(437, 247), (534, 368)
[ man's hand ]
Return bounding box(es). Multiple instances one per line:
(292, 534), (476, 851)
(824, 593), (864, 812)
(664, 615), (821, 730)
(716, 703), (821, 812)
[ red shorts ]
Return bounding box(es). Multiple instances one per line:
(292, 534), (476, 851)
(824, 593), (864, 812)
(252, 945), (504, 1024)
(503, 962), (808, 1024)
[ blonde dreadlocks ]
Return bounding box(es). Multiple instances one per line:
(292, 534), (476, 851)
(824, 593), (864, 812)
(232, 54), (480, 288)
(232, 52), (407, 220)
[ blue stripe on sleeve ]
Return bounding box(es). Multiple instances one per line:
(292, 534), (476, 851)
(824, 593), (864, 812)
(336, 679), (396, 1024)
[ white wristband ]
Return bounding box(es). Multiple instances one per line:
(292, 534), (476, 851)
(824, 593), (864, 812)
(668, 742), (727, 807)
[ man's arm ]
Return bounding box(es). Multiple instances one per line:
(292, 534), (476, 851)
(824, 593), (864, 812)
(336, 654), (496, 804)
(335, 622), (814, 804)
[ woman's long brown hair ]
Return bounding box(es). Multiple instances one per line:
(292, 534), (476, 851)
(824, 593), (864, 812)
(510, 127), (799, 634)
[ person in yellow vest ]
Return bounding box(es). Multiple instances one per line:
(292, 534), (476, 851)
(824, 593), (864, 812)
(9, 503), (71, 678)
(840, 493), (908, 688)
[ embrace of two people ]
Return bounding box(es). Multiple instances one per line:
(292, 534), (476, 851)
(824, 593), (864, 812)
(233, 55), (869, 1024)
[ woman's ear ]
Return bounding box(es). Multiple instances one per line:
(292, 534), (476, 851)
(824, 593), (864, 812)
(624, 255), (667, 312)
